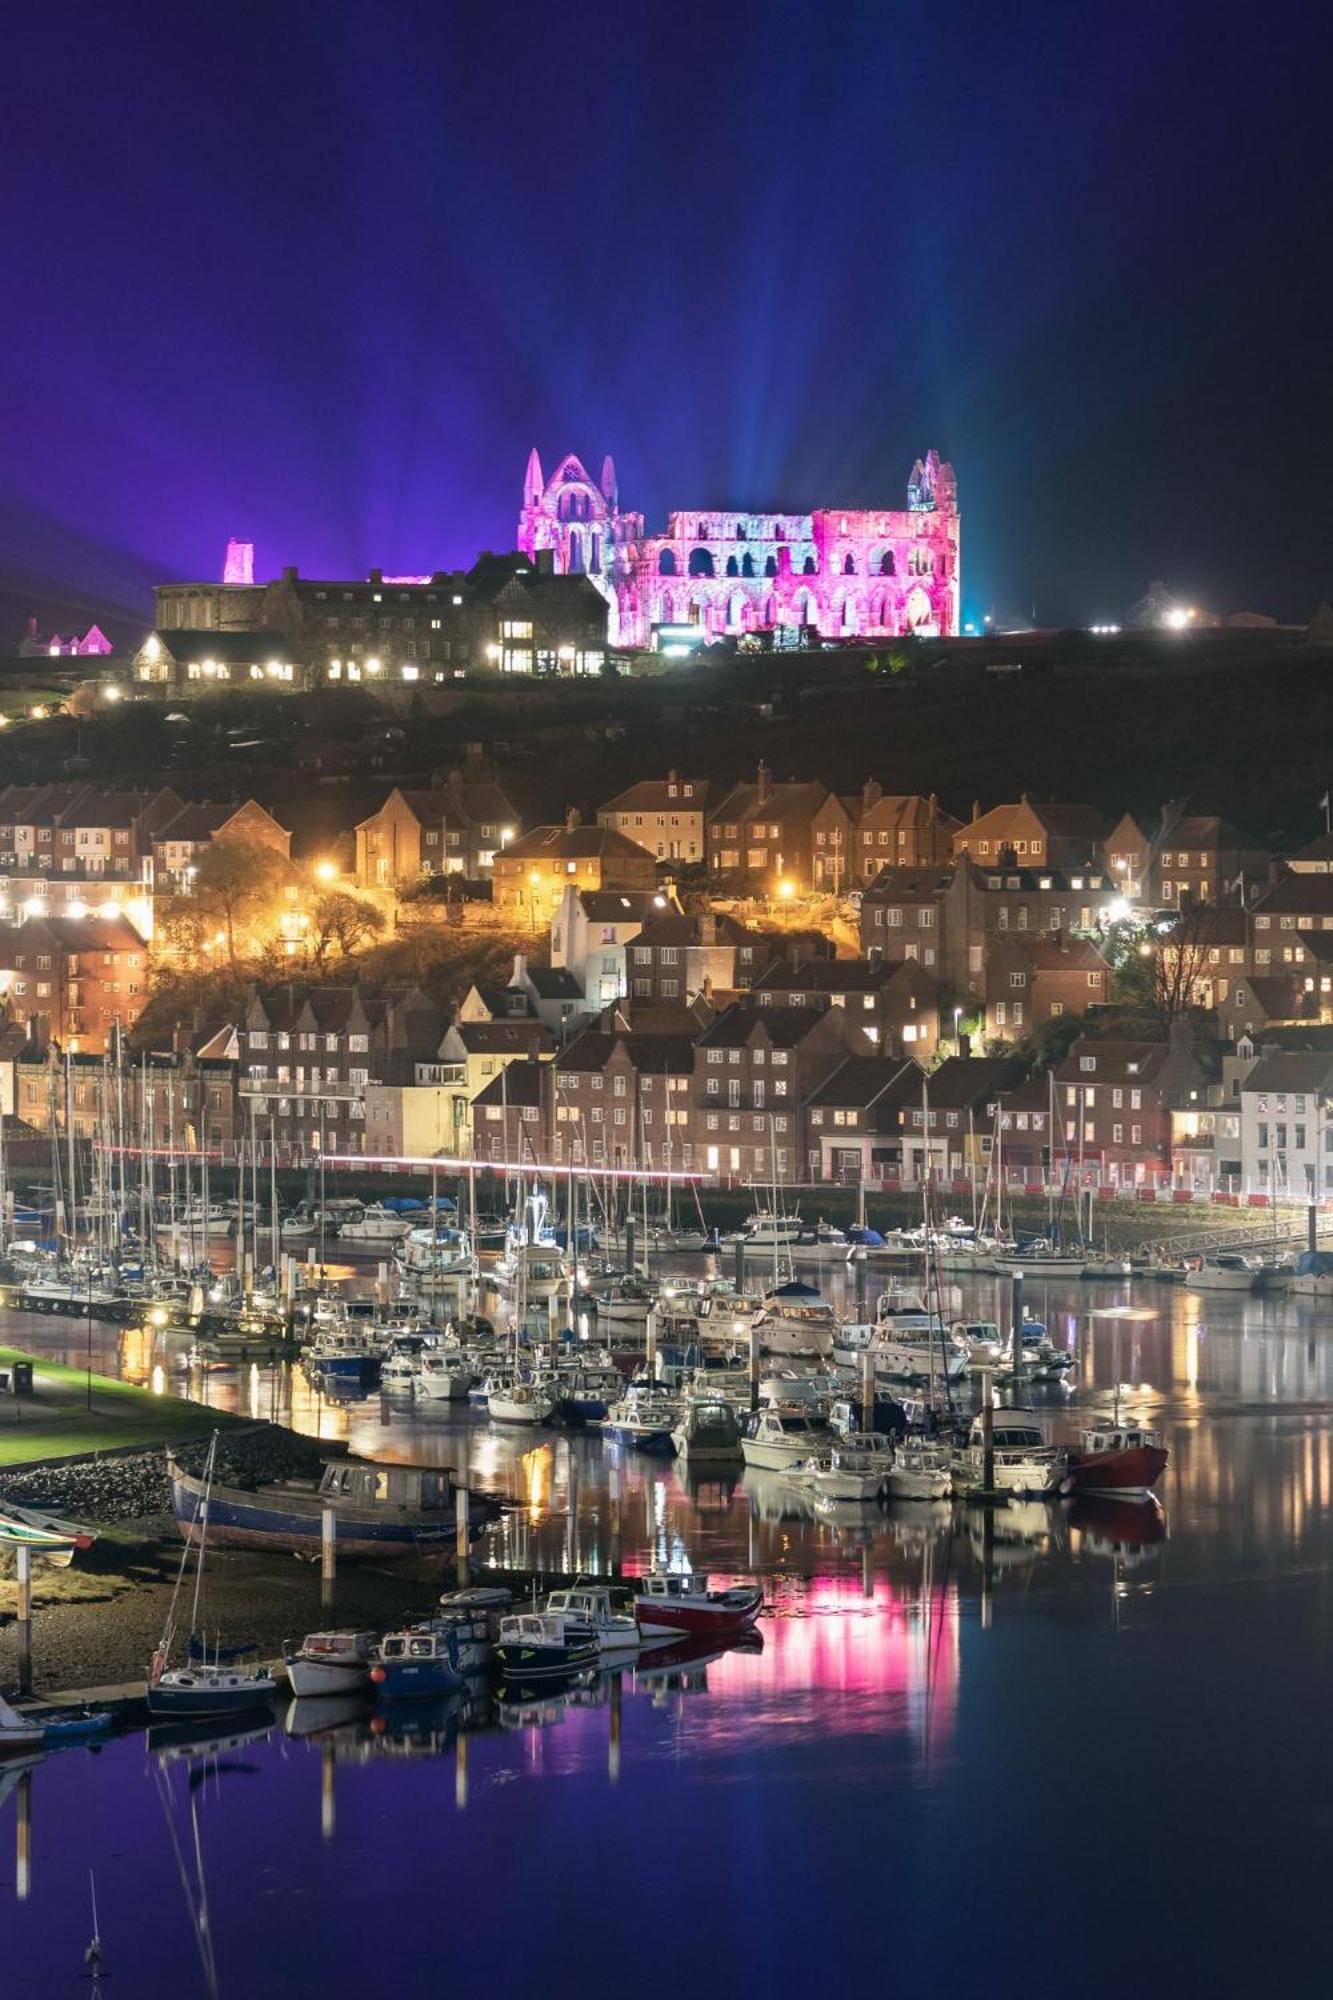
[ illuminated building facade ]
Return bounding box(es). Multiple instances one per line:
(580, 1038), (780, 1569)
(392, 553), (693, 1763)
(518, 448), (961, 645)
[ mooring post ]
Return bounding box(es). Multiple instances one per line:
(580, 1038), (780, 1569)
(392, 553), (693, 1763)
(15, 1543), (32, 1697)
(855, 1252), (867, 1318)
(860, 1347), (875, 1431)
(645, 1307), (658, 1385)
(734, 1237), (745, 1293)
(608, 1670), (622, 1785)
(608, 1461), (622, 1577)
(1010, 1271), (1025, 1391)
(980, 1367), (995, 1497)
(320, 1504), (336, 1613)
(15, 1768), (31, 1901)
(749, 1316), (760, 1414)
(625, 1215), (636, 1275)
(1309, 1202), (1319, 1257)
(455, 1486), (469, 1588)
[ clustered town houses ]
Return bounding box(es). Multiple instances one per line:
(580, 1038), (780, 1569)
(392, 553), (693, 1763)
(2, 765), (1332, 1200)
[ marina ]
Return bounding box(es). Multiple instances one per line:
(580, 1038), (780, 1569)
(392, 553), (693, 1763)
(1, 1230), (1333, 1995)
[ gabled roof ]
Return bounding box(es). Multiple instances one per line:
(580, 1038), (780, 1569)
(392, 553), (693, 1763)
(1252, 873), (1333, 914)
(1054, 1039), (1174, 1083)
(806, 1056), (921, 1109)
(862, 864), (955, 901)
(958, 800), (1111, 844)
(599, 775), (711, 814)
(576, 889), (665, 923)
(1000, 936), (1111, 973)
(451, 1020), (551, 1056)
(1240, 1050), (1333, 1093)
(146, 630), (295, 665)
(525, 966), (584, 1000)
(708, 778), (832, 824)
(919, 1054), (1028, 1108)
(753, 956), (893, 995)
(1290, 832), (1333, 866)
(1163, 815), (1265, 849)
(632, 910), (762, 948)
(472, 1059), (546, 1108)
(697, 1003), (832, 1050)
(505, 824), (655, 862)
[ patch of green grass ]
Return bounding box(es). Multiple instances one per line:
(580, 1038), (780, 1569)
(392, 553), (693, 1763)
(0, 1346), (243, 1468)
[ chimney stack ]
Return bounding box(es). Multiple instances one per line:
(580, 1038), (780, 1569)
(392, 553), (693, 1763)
(565, 806), (581, 832)
(756, 760), (771, 806)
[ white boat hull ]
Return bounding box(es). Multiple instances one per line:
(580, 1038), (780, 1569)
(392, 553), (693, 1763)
(887, 1466), (953, 1501)
(285, 1656), (370, 1698)
(813, 1468), (885, 1501)
(741, 1439), (813, 1472)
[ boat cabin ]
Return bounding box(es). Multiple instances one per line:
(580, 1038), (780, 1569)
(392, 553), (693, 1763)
(317, 1459), (453, 1511)
(1079, 1423), (1161, 1453)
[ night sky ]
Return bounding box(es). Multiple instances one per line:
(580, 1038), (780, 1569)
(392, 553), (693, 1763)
(3, 0), (1329, 635)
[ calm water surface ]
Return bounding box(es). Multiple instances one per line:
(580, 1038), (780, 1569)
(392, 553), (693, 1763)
(5, 1263), (1333, 1996)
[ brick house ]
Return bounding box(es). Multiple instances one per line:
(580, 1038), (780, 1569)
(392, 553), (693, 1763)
(152, 798), (292, 893)
(471, 1058), (550, 1164)
(551, 1029), (695, 1170)
(0, 916), (150, 1053)
(861, 859), (1114, 1004)
(1052, 1033), (1207, 1185)
(898, 1054), (1029, 1178)
(706, 764), (846, 893)
(952, 799), (1111, 872)
(624, 911), (772, 1007)
(983, 934), (1111, 1042)
(597, 771), (712, 863)
(1153, 814), (1270, 909)
(237, 982), (446, 1159)
(751, 954), (939, 1060)
(1248, 873), (1333, 984)
(807, 1056), (923, 1181)
(1101, 813), (1153, 905)
(493, 813), (658, 923)
(850, 785), (960, 884)
(355, 776), (521, 887)
(687, 1002), (871, 1181)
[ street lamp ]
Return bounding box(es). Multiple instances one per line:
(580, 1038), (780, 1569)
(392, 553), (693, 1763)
(954, 1006), (963, 1050)
(776, 878), (794, 929)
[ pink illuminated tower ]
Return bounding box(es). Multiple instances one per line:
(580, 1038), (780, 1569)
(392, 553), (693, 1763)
(517, 450), (960, 646)
(223, 538), (255, 586)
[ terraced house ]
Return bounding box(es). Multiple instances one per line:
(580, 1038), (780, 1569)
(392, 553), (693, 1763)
(686, 1001), (872, 1180)
(237, 981), (444, 1159)
(550, 1029), (695, 1169)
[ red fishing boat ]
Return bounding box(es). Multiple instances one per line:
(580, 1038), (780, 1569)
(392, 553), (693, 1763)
(631, 1572), (764, 1639)
(1058, 1422), (1168, 1498)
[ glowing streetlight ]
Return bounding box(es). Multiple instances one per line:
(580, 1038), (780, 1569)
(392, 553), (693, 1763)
(314, 860), (338, 882)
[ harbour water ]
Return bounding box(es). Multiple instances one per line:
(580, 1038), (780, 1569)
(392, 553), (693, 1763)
(4, 1262), (1333, 1995)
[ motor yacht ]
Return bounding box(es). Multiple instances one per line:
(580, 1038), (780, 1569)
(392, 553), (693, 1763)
(670, 1394), (744, 1462)
(953, 1409), (1059, 1497)
(740, 1404), (834, 1472)
(1184, 1253), (1262, 1293)
(812, 1433), (893, 1501)
(885, 1440), (955, 1501)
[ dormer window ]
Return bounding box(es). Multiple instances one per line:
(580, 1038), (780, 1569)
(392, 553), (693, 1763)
(1079, 1055), (1097, 1072)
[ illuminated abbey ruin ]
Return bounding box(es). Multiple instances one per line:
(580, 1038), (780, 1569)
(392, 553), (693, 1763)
(517, 447), (960, 646)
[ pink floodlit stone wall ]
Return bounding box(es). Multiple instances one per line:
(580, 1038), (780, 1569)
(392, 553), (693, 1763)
(518, 448), (960, 646)
(223, 537), (255, 586)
